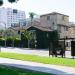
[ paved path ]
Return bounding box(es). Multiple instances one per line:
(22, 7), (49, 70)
(1, 47), (49, 57)
(0, 57), (75, 75)
(1, 47), (73, 58)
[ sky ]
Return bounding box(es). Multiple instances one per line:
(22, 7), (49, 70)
(1, 0), (75, 22)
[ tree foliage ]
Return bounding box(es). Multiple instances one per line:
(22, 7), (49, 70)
(21, 30), (33, 48)
(21, 30), (32, 41)
(8, 0), (17, 3)
(49, 30), (59, 42)
(29, 12), (35, 19)
(29, 12), (36, 22)
(0, 0), (3, 6)
(48, 30), (59, 56)
(0, 0), (19, 6)
(0, 29), (20, 40)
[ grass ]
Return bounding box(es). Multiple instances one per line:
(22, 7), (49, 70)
(0, 65), (52, 75)
(0, 52), (75, 67)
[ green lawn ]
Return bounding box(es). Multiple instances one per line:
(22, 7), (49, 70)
(0, 65), (52, 75)
(0, 52), (75, 67)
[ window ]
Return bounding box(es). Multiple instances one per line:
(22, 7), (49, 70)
(53, 25), (57, 30)
(64, 27), (68, 31)
(57, 26), (61, 32)
(13, 9), (17, 13)
(18, 30), (20, 34)
(62, 15), (66, 21)
(47, 16), (50, 21)
(66, 27), (68, 31)
(66, 42), (70, 47)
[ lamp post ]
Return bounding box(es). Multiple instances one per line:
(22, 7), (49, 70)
(0, 22), (6, 47)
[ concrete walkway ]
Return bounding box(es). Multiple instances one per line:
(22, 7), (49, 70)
(0, 58), (75, 75)
(1, 47), (73, 58)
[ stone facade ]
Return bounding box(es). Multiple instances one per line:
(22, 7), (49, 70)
(40, 12), (69, 38)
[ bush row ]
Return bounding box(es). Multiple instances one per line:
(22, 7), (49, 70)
(0, 38), (21, 47)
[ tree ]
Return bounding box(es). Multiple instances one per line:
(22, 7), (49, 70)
(8, 0), (18, 3)
(3, 29), (19, 39)
(0, 0), (19, 6)
(48, 30), (59, 56)
(21, 30), (32, 48)
(23, 30), (32, 40)
(1, 29), (20, 47)
(0, 0), (3, 6)
(0, 29), (4, 38)
(29, 12), (36, 22)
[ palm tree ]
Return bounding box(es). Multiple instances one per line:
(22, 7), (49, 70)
(29, 12), (39, 48)
(29, 12), (38, 25)
(29, 12), (35, 22)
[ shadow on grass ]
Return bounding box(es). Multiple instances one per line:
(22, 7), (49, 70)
(0, 63), (75, 75)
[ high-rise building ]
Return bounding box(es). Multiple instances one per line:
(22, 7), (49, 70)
(0, 7), (26, 28)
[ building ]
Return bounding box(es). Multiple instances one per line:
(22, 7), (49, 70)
(19, 19), (26, 26)
(9, 12), (75, 49)
(25, 12), (71, 49)
(8, 21), (53, 48)
(61, 24), (75, 50)
(9, 12), (70, 38)
(12, 12), (70, 39)
(25, 24), (53, 48)
(40, 12), (69, 38)
(0, 7), (26, 28)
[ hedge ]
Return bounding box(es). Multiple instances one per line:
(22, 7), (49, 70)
(0, 38), (21, 47)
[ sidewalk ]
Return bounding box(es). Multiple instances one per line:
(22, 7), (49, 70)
(1, 47), (73, 58)
(0, 58), (75, 75)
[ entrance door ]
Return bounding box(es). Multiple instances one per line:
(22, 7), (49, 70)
(71, 41), (75, 57)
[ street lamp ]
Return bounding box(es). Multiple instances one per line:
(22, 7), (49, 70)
(0, 22), (6, 47)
